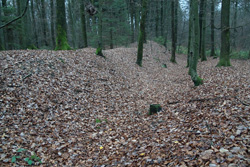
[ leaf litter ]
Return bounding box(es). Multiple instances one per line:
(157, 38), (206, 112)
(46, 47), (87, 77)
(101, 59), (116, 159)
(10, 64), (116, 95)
(0, 41), (250, 166)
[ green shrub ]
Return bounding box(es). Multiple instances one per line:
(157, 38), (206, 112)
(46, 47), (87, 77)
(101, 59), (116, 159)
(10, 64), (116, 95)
(153, 36), (165, 46)
(230, 50), (250, 59)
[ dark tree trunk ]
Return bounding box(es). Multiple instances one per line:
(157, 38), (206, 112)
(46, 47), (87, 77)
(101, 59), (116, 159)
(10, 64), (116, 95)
(130, 0), (135, 43)
(210, 0), (216, 57)
(50, 0), (56, 49)
(160, 0), (164, 37)
(136, 0), (148, 67)
(2, 0), (14, 50)
(170, 0), (177, 63)
(110, 22), (113, 49)
(80, 0), (88, 48)
(200, 0), (207, 61)
(55, 0), (71, 50)
(217, 0), (231, 67)
(0, 2), (4, 50)
(187, 0), (192, 68)
(232, 0), (238, 49)
(41, 0), (48, 46)
(189, 0), (203, 86)
(155, 0), (159, 37)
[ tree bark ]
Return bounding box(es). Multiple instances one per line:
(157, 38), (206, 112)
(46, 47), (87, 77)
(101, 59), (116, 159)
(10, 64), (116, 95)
(187, 0), (192, 68)
(210, 0), (216, 57)
(232, 0), (238, 49)
(80, 0), (88, 48)
(216, 0), (231, 67)
(68, 0), (76, 48)
(170, 0), (177, 63)
(1, 0), (14, 50)
(189, 0), (203, 86)
(55, 0), (71, 50)
(41, 0), (48, 46)
(50, 0), (56, 49)
(130, 0), (135, 43)
(155, 0), (159, 37)
(200, 0), (207, 61)
(0, 2), (4, 50)
(136, 0), (147, 67)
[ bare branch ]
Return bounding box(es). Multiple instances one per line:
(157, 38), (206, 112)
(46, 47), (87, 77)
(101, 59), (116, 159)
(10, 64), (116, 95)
(0, 0), (30, 29)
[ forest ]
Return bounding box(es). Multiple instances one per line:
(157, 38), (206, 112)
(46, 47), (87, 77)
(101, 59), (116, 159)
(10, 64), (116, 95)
(0, 0), (250, 166)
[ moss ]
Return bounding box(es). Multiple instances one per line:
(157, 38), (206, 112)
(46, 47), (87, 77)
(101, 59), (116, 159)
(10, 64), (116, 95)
(96, 47), (105, 58)
(190, 69), (203, 86)
(27, 45), (38, 50)
(0, 45), (5, 50)
(216, 58), (231, 67)
(55, 25), (71, 50)
(148, 104), (162, 115)
(193, 76), (203, 86)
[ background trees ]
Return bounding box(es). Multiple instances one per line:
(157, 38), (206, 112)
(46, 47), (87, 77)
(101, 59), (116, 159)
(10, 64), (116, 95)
(0, 0), (249, 62)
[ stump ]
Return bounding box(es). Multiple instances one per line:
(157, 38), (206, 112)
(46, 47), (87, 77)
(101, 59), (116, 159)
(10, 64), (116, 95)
(148, 104), (162, 115)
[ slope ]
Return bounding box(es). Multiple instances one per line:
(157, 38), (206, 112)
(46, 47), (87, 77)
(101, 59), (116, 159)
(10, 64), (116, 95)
(0, 42), (249, 166)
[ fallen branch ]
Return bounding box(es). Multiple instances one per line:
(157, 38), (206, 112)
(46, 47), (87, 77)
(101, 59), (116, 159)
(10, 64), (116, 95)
(167, 96), (231, 105)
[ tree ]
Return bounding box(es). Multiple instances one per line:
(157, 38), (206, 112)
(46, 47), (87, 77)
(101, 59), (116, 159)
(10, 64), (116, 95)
(170, 0), (178, 63)
(130, 0), (135, 43)
(136, 0), (148, 66)
(199, 0), (207, 61)
(216, 0), (231, 67)
(188, 0), (203, 86)
(50, 0), (56, 48)
(80, 0), (88, 48)
(96, 0), (104, 57)
(232, 0), (238, 49)
(0, 2), (4, 50)
(55, 0), (71, 50)
(41, 0), (48, 46)
(1, 0), (14, 50)
(30, 0), (38, 48)
(210, 0), (216, 58)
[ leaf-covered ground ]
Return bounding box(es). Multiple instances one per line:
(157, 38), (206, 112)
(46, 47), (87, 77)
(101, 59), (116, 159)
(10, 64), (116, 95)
(0, 41), (250, 166)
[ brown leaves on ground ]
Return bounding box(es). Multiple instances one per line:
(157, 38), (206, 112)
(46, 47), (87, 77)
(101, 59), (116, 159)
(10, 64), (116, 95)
(0, 41), (250, 166)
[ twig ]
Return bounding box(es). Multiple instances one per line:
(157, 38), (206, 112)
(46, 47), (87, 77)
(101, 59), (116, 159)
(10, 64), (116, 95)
(22, 73), (32, 80)
(235, 96), (250, 106)
(167, 96), (231, 105)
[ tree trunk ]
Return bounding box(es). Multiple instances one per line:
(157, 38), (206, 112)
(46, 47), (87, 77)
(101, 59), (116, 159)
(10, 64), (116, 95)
(2, 0), (13, 50)
(41, 0), (48, 46)
(232, 0), (238, 49)
(130, 0), (135, 43)
(155, 0), (159, 37)
(200, 0), (207, 61)
(217, 0), (231, 67)
(50, 0), (56, 49)
(17, 0), (24, 49)
(68, 0), (76, 48)
(136, 0), (147, 67)
(31, 0), (39, 48)
(170, 0), (177, 63)
(160, 0), (164, 37)
(210, 0), (216, 57)
(110, 22), (113, 49)
(189, 0), (203, 86)
(98, 0), (103, 48)
(0, 2), (4, 50)
(187, 0), (192, 68)
(80, 0), (88, 48)
(55, 0), (71, 50)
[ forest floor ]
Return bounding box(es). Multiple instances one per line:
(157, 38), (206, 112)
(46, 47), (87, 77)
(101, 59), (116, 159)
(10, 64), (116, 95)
(0, 41), (250, 166)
